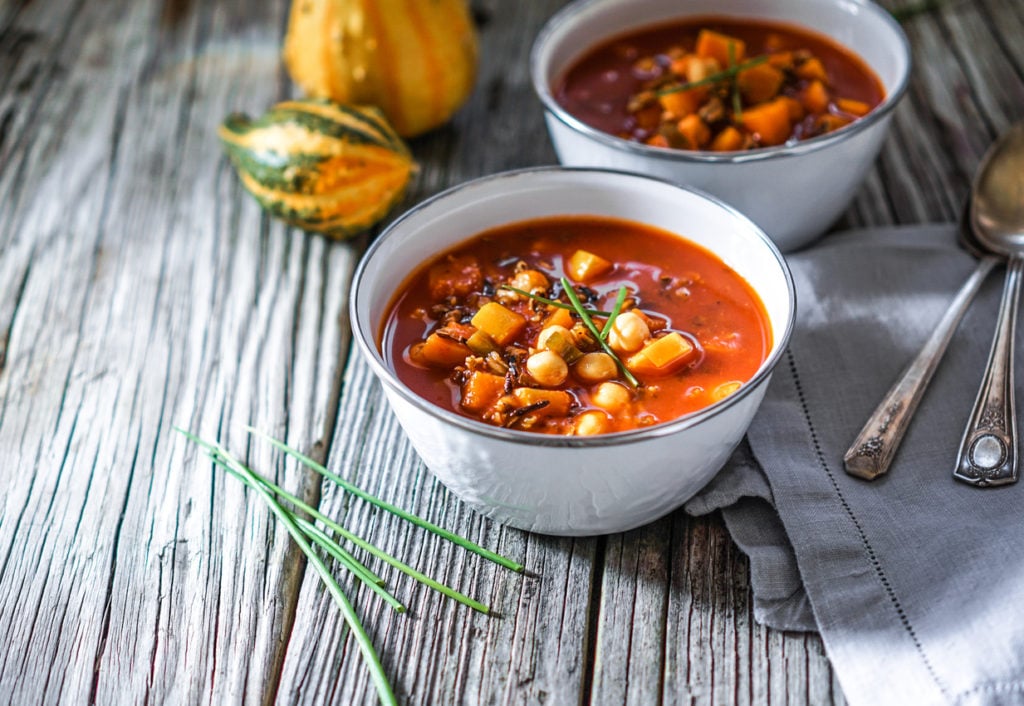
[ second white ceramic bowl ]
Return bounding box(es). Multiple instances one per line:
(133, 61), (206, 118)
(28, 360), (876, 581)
(350, 168), (795, 535)
(531, 0), (911, 251)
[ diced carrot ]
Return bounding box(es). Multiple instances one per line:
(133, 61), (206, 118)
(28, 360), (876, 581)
(737, 63), (785, 104)
(800, 79), (830, 115)
(835, 97), (871, 117)
(415, 333), (471, 367)
(461, 371), (507, 413)
(645, 134), (670, 148)
(626, 332), (697, 376)
(512, 388), (573, 417)
(677, 114), (711, 149)
(710, 126), (744, 152)
(471, 302), (527, 346)
(427, 254), (482, 301)
(659, 87), (706, 118)
(567, 249), (612, 283)
(695, 29), (746, 67)
(796, 57), (829, 83)
(740, 97), (793, 146)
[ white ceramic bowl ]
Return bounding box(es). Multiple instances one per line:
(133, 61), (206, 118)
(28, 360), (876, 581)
(530, 0), (911, 251)
(350, 168), (795, 535)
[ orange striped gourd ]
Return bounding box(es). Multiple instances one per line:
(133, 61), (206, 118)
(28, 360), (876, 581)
(218, 99), (415, 238)
(282, 0), (478, 138)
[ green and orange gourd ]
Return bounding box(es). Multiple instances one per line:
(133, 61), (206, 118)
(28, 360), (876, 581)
(218, 99), (415, 239)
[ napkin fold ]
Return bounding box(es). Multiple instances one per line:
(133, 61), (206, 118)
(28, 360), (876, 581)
(686, 225), (1024, 706)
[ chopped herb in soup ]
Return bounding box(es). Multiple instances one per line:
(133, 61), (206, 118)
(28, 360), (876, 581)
(555, 18), (885, 151)
(380, 216), (772, 436)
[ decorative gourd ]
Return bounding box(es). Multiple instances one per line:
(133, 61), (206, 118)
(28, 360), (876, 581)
(218, 99), (415, 238)
(282, 0), (478, 138)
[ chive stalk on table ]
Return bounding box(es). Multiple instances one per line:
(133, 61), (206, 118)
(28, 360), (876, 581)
(245, 426), (525, 574)
(175, 426), (526, 706)
(180, 432), (398, 706)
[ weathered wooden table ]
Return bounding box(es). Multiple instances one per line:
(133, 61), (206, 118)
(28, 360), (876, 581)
(2, 0), (1021, 703)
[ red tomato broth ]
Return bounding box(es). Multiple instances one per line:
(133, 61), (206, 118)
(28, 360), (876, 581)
(554, 16), (885, 150)
(380, 216), (772, 435)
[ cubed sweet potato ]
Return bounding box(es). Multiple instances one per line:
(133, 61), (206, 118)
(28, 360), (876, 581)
(543, 306), (574, 331)
(801, 80), (830, 115)
(737, 63), (785, 104)
(511, 388), (573, 417)
(566, 249), (612, 283)
(740, 97), (793, 147)
(415, 333), (471, 367)
(626, 332), (696, 376)
(796, 57), (829, 83)
(816, 113), (850, 134)
(677, 114), (711, 149)
(695, 29), (745, 67)
(710, 125), (744, 152)
(659, 87), (706, 118)
(461, 371), (507, 413)
(836, 97), (871, 117)
(471, 302), (527, 346)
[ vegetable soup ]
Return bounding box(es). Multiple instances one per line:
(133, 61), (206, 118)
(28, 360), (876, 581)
(380, 216), (771, 435)
(554, 17), (885, 151)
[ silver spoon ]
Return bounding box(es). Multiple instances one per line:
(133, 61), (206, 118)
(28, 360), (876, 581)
(844, 214), (998, 479)
(842, 125), (1024, 480)
(953, 122), (1024, 486)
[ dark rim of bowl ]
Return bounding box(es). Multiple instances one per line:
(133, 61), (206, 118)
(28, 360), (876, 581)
(349, 166), (797, 449)
(528, 0), (912, 164)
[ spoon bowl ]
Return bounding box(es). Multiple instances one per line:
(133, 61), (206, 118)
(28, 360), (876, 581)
(971, 123), (1024, 256)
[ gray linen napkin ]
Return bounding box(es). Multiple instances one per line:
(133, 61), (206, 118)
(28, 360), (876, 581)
(686, 225), (1024, 706)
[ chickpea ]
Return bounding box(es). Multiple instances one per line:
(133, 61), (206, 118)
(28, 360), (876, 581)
(712, 381), (742, 402)
(592, 381), (632, 413)
(575, 410), (611, 436)
(608, 311), (651, 354)
(526, 350), (568, 387)
(574, 352), (617, 383)
(537, 324), (572, 351)
(510, 269), (549, 294)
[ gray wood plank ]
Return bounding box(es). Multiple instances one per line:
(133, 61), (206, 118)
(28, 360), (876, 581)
(2, 0), (1020, 703)
(0, 0), (353, 703)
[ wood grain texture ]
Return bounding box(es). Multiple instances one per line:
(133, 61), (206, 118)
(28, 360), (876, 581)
(1, 0), (1021, 703)
(0, 0), (354, 702)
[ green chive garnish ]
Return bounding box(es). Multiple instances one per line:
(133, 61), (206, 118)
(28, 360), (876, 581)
(728, 42), (744, 122)
(600, 286), (629, 341)
(561, 277), (640, 388)
(245, 426), (524, 574)
(499, 284), (614, 317)
(655, 54), (768, 97)
(182, 433), (397, 706)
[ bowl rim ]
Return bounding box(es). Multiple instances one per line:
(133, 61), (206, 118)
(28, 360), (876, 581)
(528, 0), (912, 164)
(349, 166), (797, 449)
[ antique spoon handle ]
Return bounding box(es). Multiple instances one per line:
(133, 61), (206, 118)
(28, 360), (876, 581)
(844, 256), (999, 480)
(954, 254), (1024, 486)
